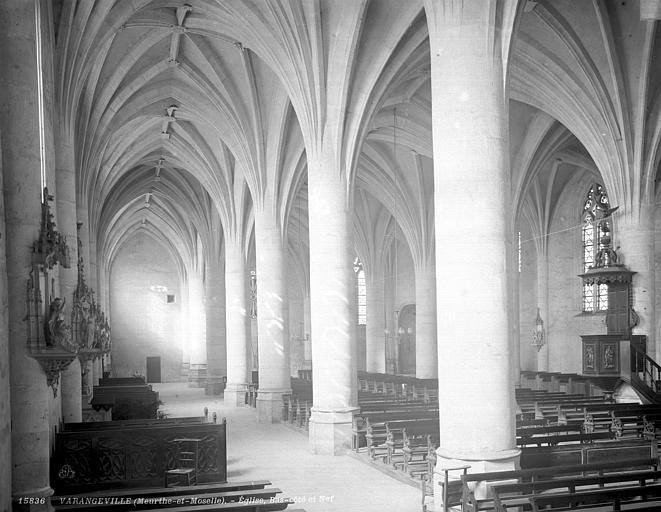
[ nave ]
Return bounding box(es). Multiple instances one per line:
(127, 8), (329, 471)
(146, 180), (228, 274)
(156, 383), (421, 512)
(3, 0), (661, 511)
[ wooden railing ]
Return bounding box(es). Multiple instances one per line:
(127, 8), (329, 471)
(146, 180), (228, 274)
(630, 342), (661, 401)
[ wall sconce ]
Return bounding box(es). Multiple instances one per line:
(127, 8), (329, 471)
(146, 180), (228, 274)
(532, 307), (545, 351)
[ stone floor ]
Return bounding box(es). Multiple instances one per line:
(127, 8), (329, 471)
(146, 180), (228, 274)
(155, 382), (422, 512)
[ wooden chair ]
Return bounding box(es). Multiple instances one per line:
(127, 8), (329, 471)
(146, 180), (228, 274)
(165, 438), (201, 487)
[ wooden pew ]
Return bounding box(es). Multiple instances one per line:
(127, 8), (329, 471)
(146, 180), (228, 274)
(516, 430), (615, 448)
(527, 483), (661, 512)
(492, 470), (661, 511)
(147, 501), (295, 512)
(63, 416), (208, 431)
(385, 420), (439, 466)
(521, 437), (657, 469)
(461, 454), (660, 512)
(51, 418), (227, 494)
(98, 377), (147, 386)
(353, 409), (439, 451)
(91, 383), (160, 420)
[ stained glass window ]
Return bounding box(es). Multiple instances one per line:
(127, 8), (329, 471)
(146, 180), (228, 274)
(353, 257), (367, 325)
(581, 183), (610, 312)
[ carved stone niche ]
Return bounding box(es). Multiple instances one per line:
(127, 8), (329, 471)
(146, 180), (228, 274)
(26, 188), (77, 396)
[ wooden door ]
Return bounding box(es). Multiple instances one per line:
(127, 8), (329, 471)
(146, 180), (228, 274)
(146, 356), (161, 383)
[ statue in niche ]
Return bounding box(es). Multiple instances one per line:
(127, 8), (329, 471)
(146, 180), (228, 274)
(45, 297), (72, 348)
(585, 345), (595, 370)
(603, 345), (615, 369)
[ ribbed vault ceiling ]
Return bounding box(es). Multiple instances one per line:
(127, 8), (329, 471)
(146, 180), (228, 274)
(53, 0), (661, 286)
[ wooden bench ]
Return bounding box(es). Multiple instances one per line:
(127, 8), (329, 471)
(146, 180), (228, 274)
(527, 482), (661, 511)
(98, 377), (147, 386)
(385, 419), (439, 466)
(461, 455), (660, 512)
(63, 416), (208, 431)
(492, 470), (661, 511)
(353, 409), (438, 451)
(91, 383), (160, 420)
(521, 437), (658, 469)
(516, 430), (615, 447)
(51, 418), (227, 494)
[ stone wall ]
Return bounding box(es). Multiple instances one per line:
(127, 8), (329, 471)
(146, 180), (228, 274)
(519, 224), (538, 371)
(109, 234), (183, 382)
(545, 194), (605, 374)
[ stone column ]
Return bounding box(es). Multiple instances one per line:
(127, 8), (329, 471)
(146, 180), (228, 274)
(415, 260), (438, 378)
(56, 131), (82, 421)
(302, 291), (312, 364)
(224, 240), (249, 406)
(536, 248), (549, 371)
(81, 358), (94, 399)
(365, 268), (386, 373)
(0, 0), (54, 505)
(61, 359), (82, 423)
(511, 239), (521, 385)
(307, 152), (358, 454)
(93, 358), (102, 386)
(187, 273), (207, 387)
(205, 257), (226, 395)
(254, 207), (290, 422)
(616, 204), (656, 358)
(0, 129), (13, 511)
(425, 0), (519, 498)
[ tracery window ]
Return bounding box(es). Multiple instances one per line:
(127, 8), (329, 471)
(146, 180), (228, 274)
(353, 257), (367, 325)
(581, 183), (610, 312)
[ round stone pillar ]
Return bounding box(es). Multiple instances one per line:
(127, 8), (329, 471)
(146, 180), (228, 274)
(93, 358), (102, 386)
(187, 273), (207, 387)
(307, 154), (358, 454)
(365, 270), (386, 373)
(224, 240), (249, 406)
(61, 359), (82, 423)
(616, 205), (656, 358)
(302, 292), (312, 364)
(425, 1), (519, 502)
(81, 358), (94, 398)
(0, 129), (13, 510)
(56, 130), (82, 421)
(0, 0), (55, 504)
(254, 208), (290, 422)
(205, 257), (227, 395)
(415, 260), (438, 378)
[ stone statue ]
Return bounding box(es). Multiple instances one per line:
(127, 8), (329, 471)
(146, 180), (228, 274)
(46, 297), (71, 348)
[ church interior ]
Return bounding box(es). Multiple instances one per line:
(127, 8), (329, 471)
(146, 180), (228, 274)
(2, 0), (661, 511)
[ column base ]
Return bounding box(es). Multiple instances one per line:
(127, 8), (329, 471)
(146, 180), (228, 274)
(256, 390), (290, 423)
(224, 383), (248, 407)
(308, 408), (359, 455)
(188, 364), (207, 388)
(180, 362), (190, 380)
(430, 449), (520, 512)
(205, 377), (226, 395)
(12, 486), (54, 512)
